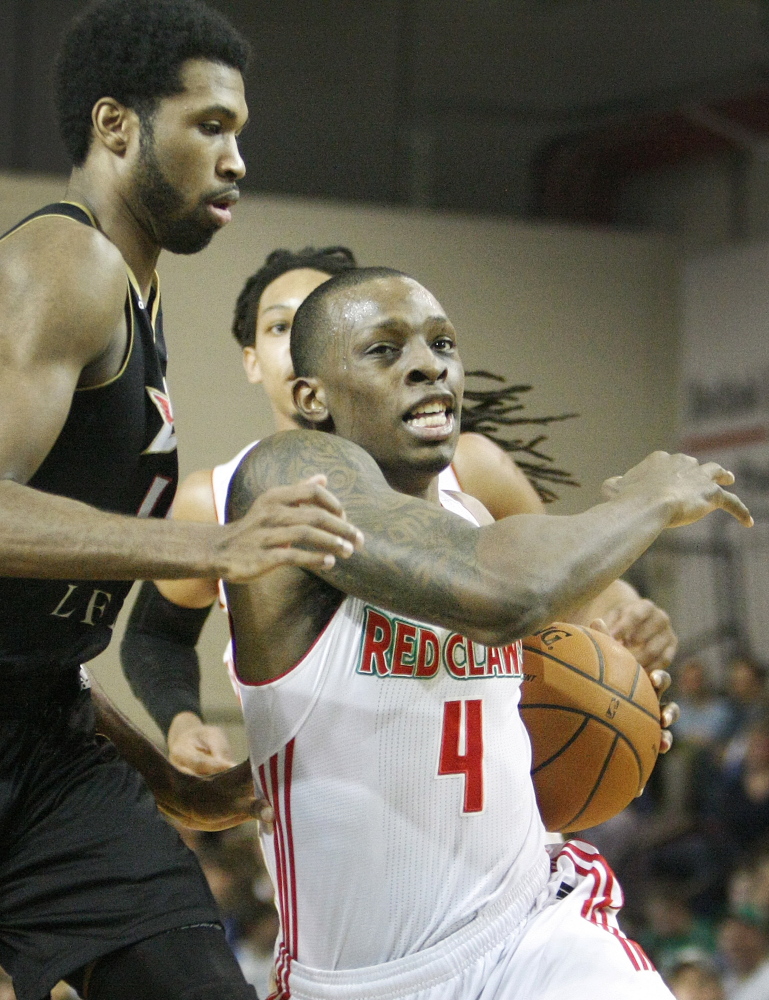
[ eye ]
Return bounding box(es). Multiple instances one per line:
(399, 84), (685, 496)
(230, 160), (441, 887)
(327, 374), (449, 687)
(199, 121), (223, 136)
(366, 342), (398, 357)
(266, 321), (290, 336)
(433, 335), (455, 352)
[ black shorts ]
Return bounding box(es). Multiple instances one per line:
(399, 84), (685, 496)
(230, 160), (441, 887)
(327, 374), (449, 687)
(0, 672), (220, 1000)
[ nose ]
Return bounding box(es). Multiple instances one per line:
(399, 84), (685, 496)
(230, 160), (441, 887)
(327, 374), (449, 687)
(219, 134), (246, 182)
(405, 340), (448, 385)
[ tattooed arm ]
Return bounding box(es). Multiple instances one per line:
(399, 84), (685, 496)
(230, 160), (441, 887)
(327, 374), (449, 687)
(224, 430), (750, 680)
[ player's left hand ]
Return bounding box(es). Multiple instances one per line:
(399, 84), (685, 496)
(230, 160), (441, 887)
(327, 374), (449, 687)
(591, 617), (679, 755)
(162, 759), (274, 832)
(596, 597), (678, 674)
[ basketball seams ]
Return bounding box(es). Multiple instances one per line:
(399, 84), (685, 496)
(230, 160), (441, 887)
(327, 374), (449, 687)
(558, 732), (620, 832)
(520, 704), (645, 785)
(529, 717), (589, 775)
(578, 626), (605, 684)
(520, 644), (659, 723)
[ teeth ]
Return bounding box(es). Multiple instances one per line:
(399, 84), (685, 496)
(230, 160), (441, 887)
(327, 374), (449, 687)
(406, 401), (452, 428)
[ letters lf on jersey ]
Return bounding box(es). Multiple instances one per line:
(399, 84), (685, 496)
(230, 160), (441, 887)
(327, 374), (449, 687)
(357, 606), (523, 680)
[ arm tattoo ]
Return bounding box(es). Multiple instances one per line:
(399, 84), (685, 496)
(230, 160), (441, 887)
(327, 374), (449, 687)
(228, 430), (522, 636)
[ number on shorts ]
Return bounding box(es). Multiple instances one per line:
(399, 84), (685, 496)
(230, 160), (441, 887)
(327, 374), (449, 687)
(438, 699), (484, 813)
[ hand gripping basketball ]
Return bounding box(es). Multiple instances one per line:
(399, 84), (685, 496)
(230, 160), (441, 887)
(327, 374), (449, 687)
(520, 623), (661, 833)
(601, 451), (753, 529)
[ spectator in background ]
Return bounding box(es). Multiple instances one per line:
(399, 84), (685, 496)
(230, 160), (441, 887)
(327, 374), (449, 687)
(673, 658), (733, 749)
(667, 956), (725, 1000)
(717, 717), (769, 863)
(640, 882), (718, 972)
(717, 911), (769, 1000)
(722, 659), (768, 770)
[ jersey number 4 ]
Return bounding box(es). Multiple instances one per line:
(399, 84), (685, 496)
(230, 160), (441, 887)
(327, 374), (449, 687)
(438, 699), (484, 813)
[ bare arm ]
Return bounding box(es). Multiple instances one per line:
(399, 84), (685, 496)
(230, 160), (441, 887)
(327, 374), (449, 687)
(452, 432), (678, 671)
(229, 430), (751, 650)
(90, 680), (260, 831)
(0, 222), (360, 582)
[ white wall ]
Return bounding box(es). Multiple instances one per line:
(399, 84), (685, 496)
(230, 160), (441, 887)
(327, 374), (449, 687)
(0, 172), (681, 752)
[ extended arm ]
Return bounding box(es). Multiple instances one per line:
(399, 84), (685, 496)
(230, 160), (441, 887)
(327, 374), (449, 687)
(90, 679), (260, 831)
(231, 430), (750, 650)
(0, 221), (360, 583)
(452, 431), (678, 671)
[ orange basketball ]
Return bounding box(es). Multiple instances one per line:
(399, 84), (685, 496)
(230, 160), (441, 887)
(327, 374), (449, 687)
(520, 623), (661, 833)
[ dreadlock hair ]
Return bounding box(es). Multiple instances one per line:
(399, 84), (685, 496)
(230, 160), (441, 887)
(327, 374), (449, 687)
(232, 246), (357, 348)
(56, 0), (250, 166)
(461, 371), (578, 503)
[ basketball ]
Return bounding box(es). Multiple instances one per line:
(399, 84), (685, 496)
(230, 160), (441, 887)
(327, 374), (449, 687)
(520, 623), (661, 833)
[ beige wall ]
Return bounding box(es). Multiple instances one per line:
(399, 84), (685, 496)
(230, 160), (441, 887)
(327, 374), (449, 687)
(0, 172), (681, 753)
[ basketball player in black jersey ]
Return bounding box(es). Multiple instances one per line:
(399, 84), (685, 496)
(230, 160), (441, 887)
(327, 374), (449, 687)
(0, 3), (361, 999)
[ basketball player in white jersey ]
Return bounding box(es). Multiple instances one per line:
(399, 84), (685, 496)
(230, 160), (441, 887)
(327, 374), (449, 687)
(217, 267), (751, 1000)
(121, 250), (678, 776)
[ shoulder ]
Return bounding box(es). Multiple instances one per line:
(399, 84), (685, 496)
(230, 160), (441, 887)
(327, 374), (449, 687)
(0, 212), (127, 363)
(452, 432), (544, 518)
(171, 469), (217, 523)
(442, 489), (494, 526)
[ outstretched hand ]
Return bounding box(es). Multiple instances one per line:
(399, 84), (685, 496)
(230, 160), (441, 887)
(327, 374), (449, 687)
(602, 451), (753, 529)
(219, 474), (364, 583)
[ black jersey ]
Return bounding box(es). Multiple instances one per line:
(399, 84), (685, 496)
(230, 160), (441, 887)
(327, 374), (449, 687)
(0, 203), (179, 681)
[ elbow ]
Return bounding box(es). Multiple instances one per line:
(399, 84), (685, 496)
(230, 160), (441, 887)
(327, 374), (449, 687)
(467, 580), (557, 647)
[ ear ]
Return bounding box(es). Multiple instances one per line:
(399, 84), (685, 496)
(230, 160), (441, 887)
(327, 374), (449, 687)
(242, 346), (262, 385)
(293, 377), (329, 425)
(91, 97), (138, 157)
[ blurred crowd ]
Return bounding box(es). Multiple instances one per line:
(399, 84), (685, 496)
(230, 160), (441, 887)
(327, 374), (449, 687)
(584, 653), (769, 1000)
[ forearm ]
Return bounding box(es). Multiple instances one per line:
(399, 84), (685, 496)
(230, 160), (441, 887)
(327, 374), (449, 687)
(327, 492), (673, 646)
(0, 479), (227, 580)
(121, 581), (211, 736)
(91, 684), (179, 813)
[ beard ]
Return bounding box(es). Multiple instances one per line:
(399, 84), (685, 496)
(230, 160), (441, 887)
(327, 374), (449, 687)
(134, 127), (219, 255)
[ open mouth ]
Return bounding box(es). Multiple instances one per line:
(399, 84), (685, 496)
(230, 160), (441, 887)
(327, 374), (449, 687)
(206, 190), (239, 226)
(403, 399), (455, 437)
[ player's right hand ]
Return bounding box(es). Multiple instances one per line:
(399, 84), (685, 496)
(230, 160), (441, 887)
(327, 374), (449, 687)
(218, 474), (364, 582)
(601, 451), (753, 529)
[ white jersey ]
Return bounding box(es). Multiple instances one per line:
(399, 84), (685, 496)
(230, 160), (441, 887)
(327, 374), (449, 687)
(215, 441), (547, 973)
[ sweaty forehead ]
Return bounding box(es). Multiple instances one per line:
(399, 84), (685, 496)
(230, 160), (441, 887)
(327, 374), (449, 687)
(330, 276), (446, 334)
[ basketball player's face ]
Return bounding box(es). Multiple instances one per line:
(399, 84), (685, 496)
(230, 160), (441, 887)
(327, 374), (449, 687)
(243, 269), (332, 430)
(319, 277), (464, 492)
(131, 59), (247, 254)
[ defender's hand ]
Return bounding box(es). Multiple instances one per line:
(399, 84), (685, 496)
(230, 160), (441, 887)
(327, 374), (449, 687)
(218, 474), (364, 583)
(163, 760), (271, 832)
(602, 452), (753, 529)
(597, 598), (678, 674)
(167, 714), (235, 775)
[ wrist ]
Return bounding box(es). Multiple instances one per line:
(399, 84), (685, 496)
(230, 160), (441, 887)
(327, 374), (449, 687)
(167, 711), (205, 744)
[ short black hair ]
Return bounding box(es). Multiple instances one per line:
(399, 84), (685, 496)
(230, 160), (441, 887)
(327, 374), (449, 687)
(56, 0), (250, 166)
(290, 267), (407, 379)
(232, 246), (357, 348)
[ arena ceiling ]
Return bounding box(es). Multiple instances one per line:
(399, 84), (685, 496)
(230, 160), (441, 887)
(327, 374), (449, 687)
(3, 0), (769, 222)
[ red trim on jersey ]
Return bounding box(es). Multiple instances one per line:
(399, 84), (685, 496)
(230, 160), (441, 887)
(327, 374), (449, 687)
(261, 745), (298, 997)
(560, 841), (655, 973)
(232, 603), (344, 687)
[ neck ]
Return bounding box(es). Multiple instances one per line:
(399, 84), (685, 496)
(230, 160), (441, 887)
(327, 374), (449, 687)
(381, 467), (443, 504)
(65, 168), (161, 297)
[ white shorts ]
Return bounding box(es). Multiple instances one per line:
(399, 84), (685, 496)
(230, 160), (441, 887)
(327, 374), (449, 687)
(269, 841), (672, 1000)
